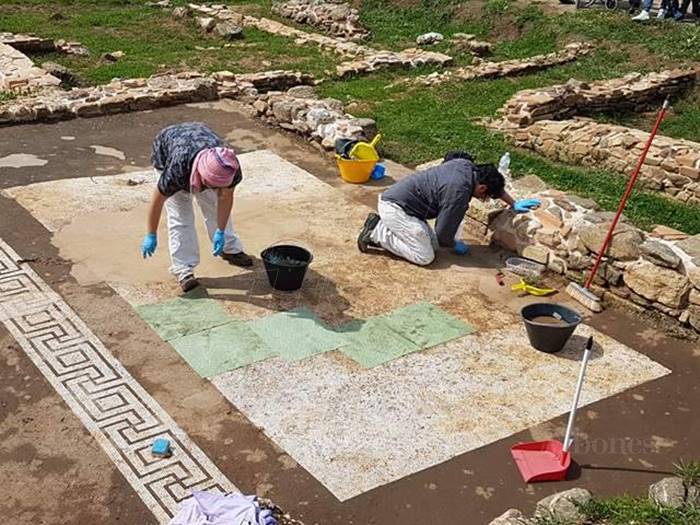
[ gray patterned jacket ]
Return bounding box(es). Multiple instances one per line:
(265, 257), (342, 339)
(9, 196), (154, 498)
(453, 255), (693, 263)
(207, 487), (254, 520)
(151, 122), (242, 196)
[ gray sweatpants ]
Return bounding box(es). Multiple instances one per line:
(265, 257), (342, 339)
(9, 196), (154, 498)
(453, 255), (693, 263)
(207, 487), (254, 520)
(370, 197), (438, 266)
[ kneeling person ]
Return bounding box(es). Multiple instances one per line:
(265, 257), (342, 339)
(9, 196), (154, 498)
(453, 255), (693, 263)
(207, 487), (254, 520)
(357, 152), (540, 266)
(141, 122), (253, 292)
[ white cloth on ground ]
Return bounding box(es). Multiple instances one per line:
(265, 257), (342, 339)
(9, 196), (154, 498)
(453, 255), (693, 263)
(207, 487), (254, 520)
(370, 197), (436, 266)
(168, 491), (273, 525)
(165, 186), (244, 280)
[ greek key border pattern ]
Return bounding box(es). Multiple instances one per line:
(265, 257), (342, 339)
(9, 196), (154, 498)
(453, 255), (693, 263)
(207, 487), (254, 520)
(0, 239), (236, 523)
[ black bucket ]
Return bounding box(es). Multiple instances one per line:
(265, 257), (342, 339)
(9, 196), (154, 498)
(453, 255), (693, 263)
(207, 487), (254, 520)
(521, 303), (582, 353)
(260, 245), (313, 292)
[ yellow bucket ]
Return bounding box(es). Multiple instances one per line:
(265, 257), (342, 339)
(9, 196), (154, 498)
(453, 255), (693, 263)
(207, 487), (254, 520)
(336, 155), (377, 184)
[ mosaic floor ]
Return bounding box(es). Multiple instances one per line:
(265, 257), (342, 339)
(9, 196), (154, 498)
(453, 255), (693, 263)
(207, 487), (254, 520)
(2, 150), (671, 503)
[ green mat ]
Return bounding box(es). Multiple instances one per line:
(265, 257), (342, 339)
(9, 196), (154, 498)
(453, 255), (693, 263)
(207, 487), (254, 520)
(337, 318), (421, 368)
(248, 307), (348, 362)
(337, 302), (474, 368)
(135, 292), (231, 341)
(170, 320), (276, 378)
(381, 301), (474, 348)
(138, 293), (475, 373)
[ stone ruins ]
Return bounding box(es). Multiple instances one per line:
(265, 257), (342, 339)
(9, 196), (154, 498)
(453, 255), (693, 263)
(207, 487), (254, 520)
(408, 42), (593, 86)
(186, 3), (453, 77)
(0, 32), (90, 93)
(0, 68), (375, 150)
(488, 69), (700, 204)
(271, 0), (369, 41)
(462, 173), (700, 334)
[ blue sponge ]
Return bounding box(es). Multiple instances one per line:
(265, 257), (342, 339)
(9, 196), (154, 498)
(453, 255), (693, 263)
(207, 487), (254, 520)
(151, 438), (172, 457)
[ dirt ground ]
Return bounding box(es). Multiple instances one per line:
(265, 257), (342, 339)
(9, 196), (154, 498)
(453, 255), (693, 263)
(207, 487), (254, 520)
(1, 104), (698, 525)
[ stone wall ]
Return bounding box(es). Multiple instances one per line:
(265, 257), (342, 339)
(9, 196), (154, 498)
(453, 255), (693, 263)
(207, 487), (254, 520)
(0, 32), (90, 56)
(464, 173), (700, 333)
(0, 32), (55, 54)
(272, 0), (369, 41)
(250, 85), (377, 148)
(0, 41), (61, 93)
(449, 33), (493, 56)
(216, 70), (315, 94)
(187, 3), (453, 77)
(0, 72), (220, 121)
(336, 48), (453, 78)
(505, 119), (700, 204)
(495, 69), (697, 126)
(488, 69), (700, 203)
(0, 70), (376, 149)
(412, 43), (592, 86)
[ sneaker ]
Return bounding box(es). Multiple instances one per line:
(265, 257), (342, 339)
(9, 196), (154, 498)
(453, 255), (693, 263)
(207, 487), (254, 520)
(656, 8), (667, 17)
(220, 251), (253, 267)
(179, 274), (200, 292)
(632, 9), (650, 19)
(357, 212), (380, 253)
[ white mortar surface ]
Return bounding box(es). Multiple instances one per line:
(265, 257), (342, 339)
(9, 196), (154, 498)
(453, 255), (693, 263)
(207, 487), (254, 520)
(213, 323), (669, 501)
(0, 153), (49, 168)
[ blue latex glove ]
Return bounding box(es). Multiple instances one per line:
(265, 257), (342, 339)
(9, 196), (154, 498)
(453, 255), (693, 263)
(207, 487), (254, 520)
(512, 198), (541, 214)
(259, 509), (277, 525)
(141, 233), (157, 258)
(212, 228), (226, 256)
(454, 240), (469, 255)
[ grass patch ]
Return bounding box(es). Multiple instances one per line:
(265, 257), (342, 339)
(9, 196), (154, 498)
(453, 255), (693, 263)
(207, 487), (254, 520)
(555, 10), (700, 63)
(359, 0), (491, 49)
(0, 91), (18, 102)
(675, 459), (700, 487)
(581, 497), (700, 525)
(0, 2), (337, 83)
(589, 86), (700, 144)
(320, 52), (700, 234)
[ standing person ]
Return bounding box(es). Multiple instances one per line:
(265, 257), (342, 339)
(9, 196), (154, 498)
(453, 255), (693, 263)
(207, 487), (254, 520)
(357, 152), (540, 266)
(632, 0), (684, 21)
(141, 122), (253, 292)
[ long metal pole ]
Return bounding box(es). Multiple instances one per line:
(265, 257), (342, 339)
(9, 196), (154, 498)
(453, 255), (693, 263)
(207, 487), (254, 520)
(563, 336), (594, 455)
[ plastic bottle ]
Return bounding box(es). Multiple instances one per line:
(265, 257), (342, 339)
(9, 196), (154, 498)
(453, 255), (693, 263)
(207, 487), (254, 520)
(498, 152), (511, 176)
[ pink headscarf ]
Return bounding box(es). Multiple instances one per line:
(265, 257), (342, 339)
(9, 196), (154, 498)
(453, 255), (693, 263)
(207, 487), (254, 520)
(190, 147), (240, 192)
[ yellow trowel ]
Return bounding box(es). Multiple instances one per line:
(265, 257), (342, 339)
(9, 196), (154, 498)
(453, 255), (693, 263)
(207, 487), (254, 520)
(511, 278), (556, 297)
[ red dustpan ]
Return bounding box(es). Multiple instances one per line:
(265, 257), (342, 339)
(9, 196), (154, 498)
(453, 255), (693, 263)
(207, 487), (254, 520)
(511, 336), (593, 482)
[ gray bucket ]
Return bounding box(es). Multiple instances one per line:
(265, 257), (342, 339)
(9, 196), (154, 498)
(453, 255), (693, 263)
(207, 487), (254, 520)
(521, 303), (582, 353)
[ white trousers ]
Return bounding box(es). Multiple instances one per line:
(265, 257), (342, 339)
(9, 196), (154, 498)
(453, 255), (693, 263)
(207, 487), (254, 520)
(370, 197), (437, 266)
(165, 189), (244, 280)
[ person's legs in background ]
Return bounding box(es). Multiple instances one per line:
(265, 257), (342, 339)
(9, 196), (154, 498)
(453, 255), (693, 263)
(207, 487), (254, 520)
(669, 0), (684, 19)
(631, 0), (654, 18)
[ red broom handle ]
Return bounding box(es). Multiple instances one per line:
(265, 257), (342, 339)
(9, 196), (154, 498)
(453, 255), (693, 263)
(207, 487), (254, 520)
(584, 98), (670, 290)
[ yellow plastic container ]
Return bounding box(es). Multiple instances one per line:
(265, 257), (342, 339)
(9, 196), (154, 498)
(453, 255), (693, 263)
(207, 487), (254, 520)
(336, 155), (377, 184)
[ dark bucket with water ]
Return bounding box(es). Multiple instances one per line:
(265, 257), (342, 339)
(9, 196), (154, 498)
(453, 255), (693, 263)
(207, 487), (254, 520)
(260, 245), (313, 292)
(521, 303), (582, 353)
